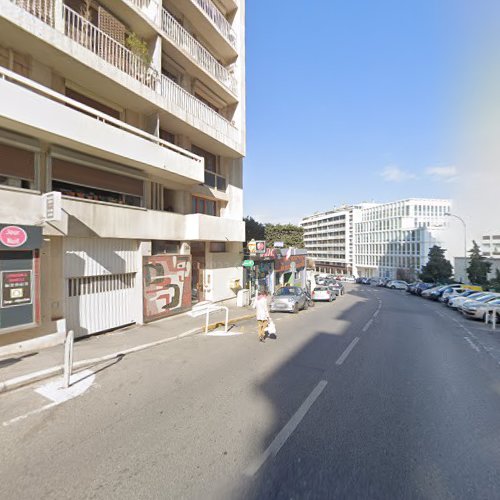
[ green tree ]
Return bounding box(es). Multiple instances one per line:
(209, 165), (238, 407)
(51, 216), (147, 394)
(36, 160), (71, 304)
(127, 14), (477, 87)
(419, 245), (453, 283)
(244, 216), (265, 242)
(466, 241), (491, 286)
(265, 223), (304, 248)
(489, 269), (500, 292)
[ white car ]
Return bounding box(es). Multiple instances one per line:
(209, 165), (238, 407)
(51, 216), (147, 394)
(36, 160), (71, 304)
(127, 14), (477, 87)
(387, 280), (408, 290)
(462, 297), (500, 320)
(449, 291), (489, 310)
(312, 286), (335, 302)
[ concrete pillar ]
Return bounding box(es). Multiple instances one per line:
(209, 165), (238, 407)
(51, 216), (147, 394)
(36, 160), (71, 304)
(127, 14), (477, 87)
(54, 0), (64, 32)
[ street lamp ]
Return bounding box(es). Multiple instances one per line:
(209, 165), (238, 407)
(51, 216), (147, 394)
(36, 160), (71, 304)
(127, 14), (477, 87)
(445, 212), (467, 281)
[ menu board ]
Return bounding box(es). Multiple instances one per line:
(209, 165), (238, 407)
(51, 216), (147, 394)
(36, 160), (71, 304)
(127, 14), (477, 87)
(1, 270), (32, 307)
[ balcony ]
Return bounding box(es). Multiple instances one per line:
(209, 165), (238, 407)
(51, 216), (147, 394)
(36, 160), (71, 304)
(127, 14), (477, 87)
(184, 214), (244, 242)
(161, 7), (237, 96)
(2, 0), (242, 153)
(160, 75), (239, 147)
(176, 0), (237, 60)
(0, 66), (205, 184)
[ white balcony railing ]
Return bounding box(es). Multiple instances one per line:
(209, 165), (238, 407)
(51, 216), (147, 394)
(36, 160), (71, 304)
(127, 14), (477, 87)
(63, 5), (158, 89)
(192, 0), (237, 49)
(160, 75), (239, 144)
(0, 66), (203, 165)
(161, 8), (237, 95)
(10, 0), (241, 146)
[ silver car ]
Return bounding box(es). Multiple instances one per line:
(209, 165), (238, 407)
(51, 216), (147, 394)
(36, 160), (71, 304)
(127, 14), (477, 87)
(270, 286), (308, 313)
(462, 295), (500, 319)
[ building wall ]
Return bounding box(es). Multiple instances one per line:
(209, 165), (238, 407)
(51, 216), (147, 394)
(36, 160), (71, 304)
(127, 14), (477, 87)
(0, 0), (246, 349)
(454, 257), (500, 284)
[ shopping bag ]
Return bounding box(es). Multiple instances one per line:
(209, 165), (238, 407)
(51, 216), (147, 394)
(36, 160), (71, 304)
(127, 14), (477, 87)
(267, 320), (276, 335)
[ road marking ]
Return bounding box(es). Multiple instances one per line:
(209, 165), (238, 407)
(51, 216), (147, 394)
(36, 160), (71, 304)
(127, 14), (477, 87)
(244, 379), (328, 477)
(464, 336), (480, 352)
(362, 319), (373, 332)
(336, 337), (360, 365)
(3, 401), (61, 427)
(373, 310), (379, 318)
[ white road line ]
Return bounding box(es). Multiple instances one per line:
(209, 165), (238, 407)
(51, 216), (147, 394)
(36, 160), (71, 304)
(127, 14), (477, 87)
(362, 319), (373, 332)
(464, 337), (480, 352)
(373, 310), (380, 318)
(2, 401), (61, 427)
(244, 379), (328, 477)
(336, 337), (360, 365)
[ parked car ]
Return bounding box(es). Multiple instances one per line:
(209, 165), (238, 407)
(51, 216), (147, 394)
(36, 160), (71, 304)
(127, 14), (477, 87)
(387, 280), (408, 290)
(406, 282), (419, 294)
(448, 291), (489, 309)
(270, 286), (308, 313)
(328, 281), (345, 296)
(440, 288), (471, 304)
(464, 298), (500, 321)
(428, 284), (464, 301)
(312, 286), (335, 302)
(462, 295), (500, 318)
(414, 283), (435, 296)
(421, 284), (462, 299)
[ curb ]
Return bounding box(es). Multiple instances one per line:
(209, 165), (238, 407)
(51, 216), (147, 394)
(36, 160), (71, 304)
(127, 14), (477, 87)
(0, 313), (256, 395)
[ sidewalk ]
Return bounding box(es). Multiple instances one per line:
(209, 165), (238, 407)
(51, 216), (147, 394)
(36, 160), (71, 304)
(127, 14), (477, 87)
(0, 303), (255, 393)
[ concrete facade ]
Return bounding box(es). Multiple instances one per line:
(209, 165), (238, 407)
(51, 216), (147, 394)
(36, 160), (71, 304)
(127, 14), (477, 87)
(0, 0), (246, 350)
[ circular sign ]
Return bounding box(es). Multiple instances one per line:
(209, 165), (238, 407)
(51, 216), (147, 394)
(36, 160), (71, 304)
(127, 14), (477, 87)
(0, 226), (28, 248)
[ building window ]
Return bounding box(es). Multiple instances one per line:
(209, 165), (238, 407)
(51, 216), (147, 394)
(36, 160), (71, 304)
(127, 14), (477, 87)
(192, 145), (226, 191)
(0, 143), (36, 190)
(209, 242), (226, 253)
(159, 128), (175, 144)
(192, 196), (216, 216)
(52, 157), (143, 207)
(152, 240), (180, 255)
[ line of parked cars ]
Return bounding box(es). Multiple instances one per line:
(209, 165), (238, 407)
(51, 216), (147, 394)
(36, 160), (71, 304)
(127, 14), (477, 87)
(357, 277), (409, 289)
(407, 282), (500, 321)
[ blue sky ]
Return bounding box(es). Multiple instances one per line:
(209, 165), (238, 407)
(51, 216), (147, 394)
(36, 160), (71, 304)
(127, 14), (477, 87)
(243, 1), (497, 224)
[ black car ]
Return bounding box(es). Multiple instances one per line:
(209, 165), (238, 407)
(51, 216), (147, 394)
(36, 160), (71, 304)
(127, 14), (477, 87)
(415, 283), (435, 296)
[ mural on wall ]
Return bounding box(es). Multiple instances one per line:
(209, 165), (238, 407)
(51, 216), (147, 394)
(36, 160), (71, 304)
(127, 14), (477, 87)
(143, 255), (192, 322)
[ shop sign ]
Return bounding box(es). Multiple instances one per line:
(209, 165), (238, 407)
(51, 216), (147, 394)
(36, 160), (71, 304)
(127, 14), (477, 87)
(42, 191), (62, 222)
(0, 226), (27, 248)
(242, 260), (255, 268)
(247, 239), (257, 255)
(1, 270), (32, 307)
(0, 224), (42, 250)
(273, 242), (284, 248)
(255, 240), (266, 254)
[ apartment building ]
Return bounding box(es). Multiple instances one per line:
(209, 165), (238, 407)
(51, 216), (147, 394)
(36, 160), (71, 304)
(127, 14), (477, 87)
(355, 199), (454, 280)
(0, 0), (245, 350)
(301, 204), (372, 276)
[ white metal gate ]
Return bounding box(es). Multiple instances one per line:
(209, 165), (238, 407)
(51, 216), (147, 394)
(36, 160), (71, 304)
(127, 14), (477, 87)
(64, 238), (139, 337)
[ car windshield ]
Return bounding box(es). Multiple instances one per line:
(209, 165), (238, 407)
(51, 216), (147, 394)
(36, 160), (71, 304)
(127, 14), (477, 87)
(275, 287), (297, 296)
(314, 287), (327, 291)
(475, 294), (498, 303)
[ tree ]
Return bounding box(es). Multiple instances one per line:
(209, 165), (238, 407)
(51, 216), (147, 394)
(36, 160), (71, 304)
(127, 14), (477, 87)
(396, 268), (416, 282)
(419, 245), (453, 283)
(244, 216), (265, 242)
(265, 223), (304, 248)
(466, 241), (491, 286)
(489, 269), (500, 292)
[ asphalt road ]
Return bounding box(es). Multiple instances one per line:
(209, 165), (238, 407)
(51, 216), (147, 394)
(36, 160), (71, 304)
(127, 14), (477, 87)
(3, 285), (500, 499)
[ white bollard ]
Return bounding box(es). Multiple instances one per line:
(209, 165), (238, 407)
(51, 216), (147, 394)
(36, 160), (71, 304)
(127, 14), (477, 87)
(63, 329), (74, 389)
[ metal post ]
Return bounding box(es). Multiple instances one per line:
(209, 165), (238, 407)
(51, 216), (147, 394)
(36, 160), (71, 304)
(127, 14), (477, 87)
(493, 309), (497, 331)
(224, 306), (229, 334)
(205, 307), (210, 335)
(63, 329), (74, 389)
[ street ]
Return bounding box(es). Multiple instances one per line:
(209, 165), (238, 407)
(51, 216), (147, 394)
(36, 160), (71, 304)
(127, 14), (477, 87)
(3, 285), (500, 499)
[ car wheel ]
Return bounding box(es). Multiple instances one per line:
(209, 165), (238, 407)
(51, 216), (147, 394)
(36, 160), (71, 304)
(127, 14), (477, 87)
(303, 300), (309, 311)
(292, 303), (299, 314)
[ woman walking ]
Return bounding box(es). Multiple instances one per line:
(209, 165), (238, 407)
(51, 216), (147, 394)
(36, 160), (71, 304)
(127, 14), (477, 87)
(254, 287), (270, 342)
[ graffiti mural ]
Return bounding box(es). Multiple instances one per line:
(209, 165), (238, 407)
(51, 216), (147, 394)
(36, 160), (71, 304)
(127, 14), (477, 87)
(143, 255), (192, 322)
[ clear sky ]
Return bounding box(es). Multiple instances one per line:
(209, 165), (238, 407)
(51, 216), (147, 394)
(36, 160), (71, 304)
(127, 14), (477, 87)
(243, 0), (499, 225)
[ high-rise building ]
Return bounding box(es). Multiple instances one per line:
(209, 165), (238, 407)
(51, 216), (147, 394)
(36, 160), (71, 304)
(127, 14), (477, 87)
(302, 199), (456, 280)
(0, 0), (245, 347)
(301, 204), (374, 275)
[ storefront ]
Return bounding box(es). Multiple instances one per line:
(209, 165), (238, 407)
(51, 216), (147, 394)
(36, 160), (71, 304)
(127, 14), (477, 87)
(274, 251), (307, 290)
(0, 224), (42, 332)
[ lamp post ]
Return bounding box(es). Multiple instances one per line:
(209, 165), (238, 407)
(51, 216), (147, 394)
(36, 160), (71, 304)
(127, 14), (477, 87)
(445, 212), (467, 280)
